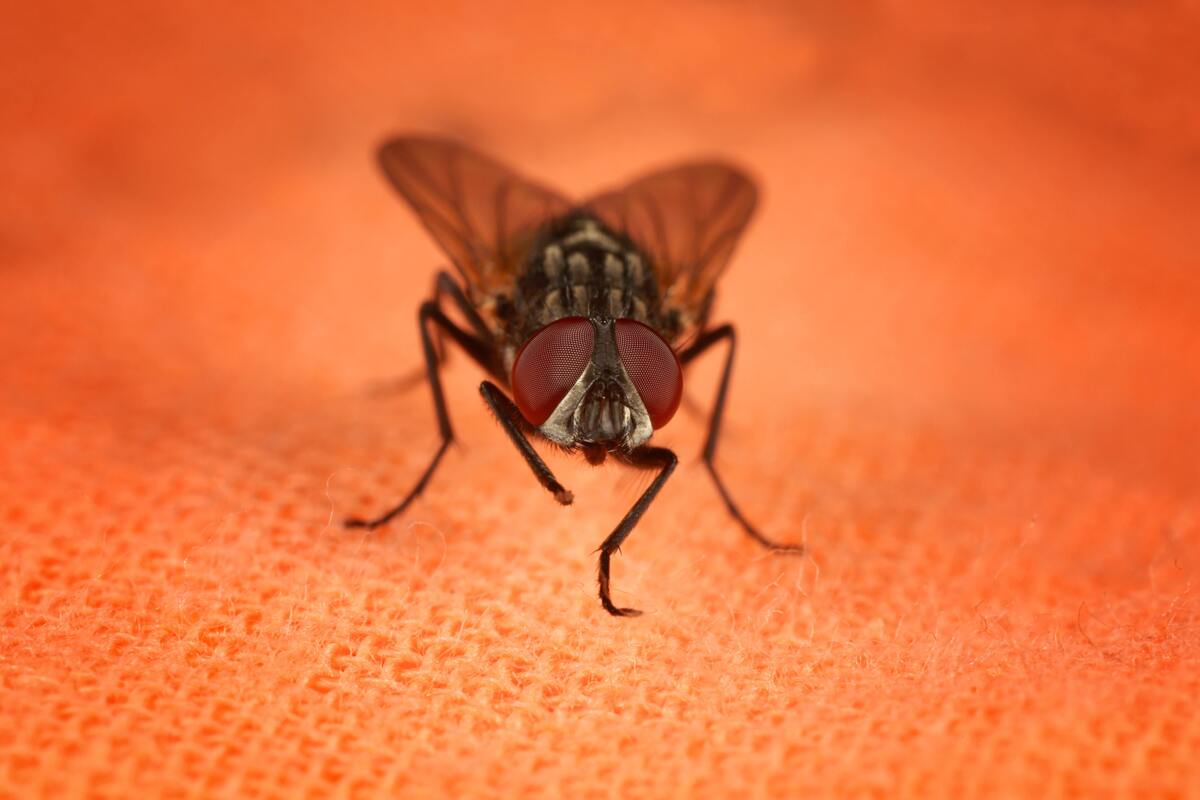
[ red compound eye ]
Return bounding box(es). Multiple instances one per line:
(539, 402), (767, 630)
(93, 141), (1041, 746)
(511, 317), (595, 425)
(615, 319), (682, 429)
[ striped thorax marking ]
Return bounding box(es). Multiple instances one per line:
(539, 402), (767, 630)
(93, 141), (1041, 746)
(543, 244), (564, 279)
(512, 213), (663, 348)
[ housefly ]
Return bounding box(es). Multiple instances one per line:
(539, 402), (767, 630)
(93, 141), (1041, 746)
(346, 135), (802, 616)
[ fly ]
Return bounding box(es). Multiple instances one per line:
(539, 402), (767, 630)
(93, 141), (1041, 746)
(346, 135), (802, 616)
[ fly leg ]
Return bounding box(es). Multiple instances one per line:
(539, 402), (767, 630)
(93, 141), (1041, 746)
(422, 270), (503, 378)
(433, 270), (495, 348)
(372, 271), (501, 394)
(345, 283), (499, 530)
(479, 382), (573, 505)
(678, 324), (803, 553)
(596, 446), (678, 617)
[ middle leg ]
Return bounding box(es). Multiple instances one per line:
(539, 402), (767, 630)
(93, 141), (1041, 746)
(345, 297), (494, 530)
(479, 381), (573, 506)
(677, 324), (803, 553)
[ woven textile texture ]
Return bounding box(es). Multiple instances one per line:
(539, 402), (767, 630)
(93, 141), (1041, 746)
(3, 2), (1200, 797)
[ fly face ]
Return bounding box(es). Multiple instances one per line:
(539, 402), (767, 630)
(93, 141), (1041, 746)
(510, 315), (681, 454)
(346, 134), (803, 617)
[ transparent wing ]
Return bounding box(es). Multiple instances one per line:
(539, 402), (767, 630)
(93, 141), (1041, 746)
(377, 135), (572, 297)
(584, 161), (758, 331)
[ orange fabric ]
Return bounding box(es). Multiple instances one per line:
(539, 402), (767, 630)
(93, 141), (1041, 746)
(4, 2), (1200, 797)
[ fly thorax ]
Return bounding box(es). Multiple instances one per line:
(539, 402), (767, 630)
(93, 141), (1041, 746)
(513, 214), (659, 343)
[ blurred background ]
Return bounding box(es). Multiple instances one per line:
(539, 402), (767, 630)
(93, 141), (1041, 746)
(2, 1), (1199, 796)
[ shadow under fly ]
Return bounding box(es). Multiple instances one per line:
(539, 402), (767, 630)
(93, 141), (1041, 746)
(346, 135), (803, 616)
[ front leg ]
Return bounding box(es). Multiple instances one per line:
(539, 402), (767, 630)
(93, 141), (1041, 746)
(479, 381), (573, 505)
(597, 446), (678, 617)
